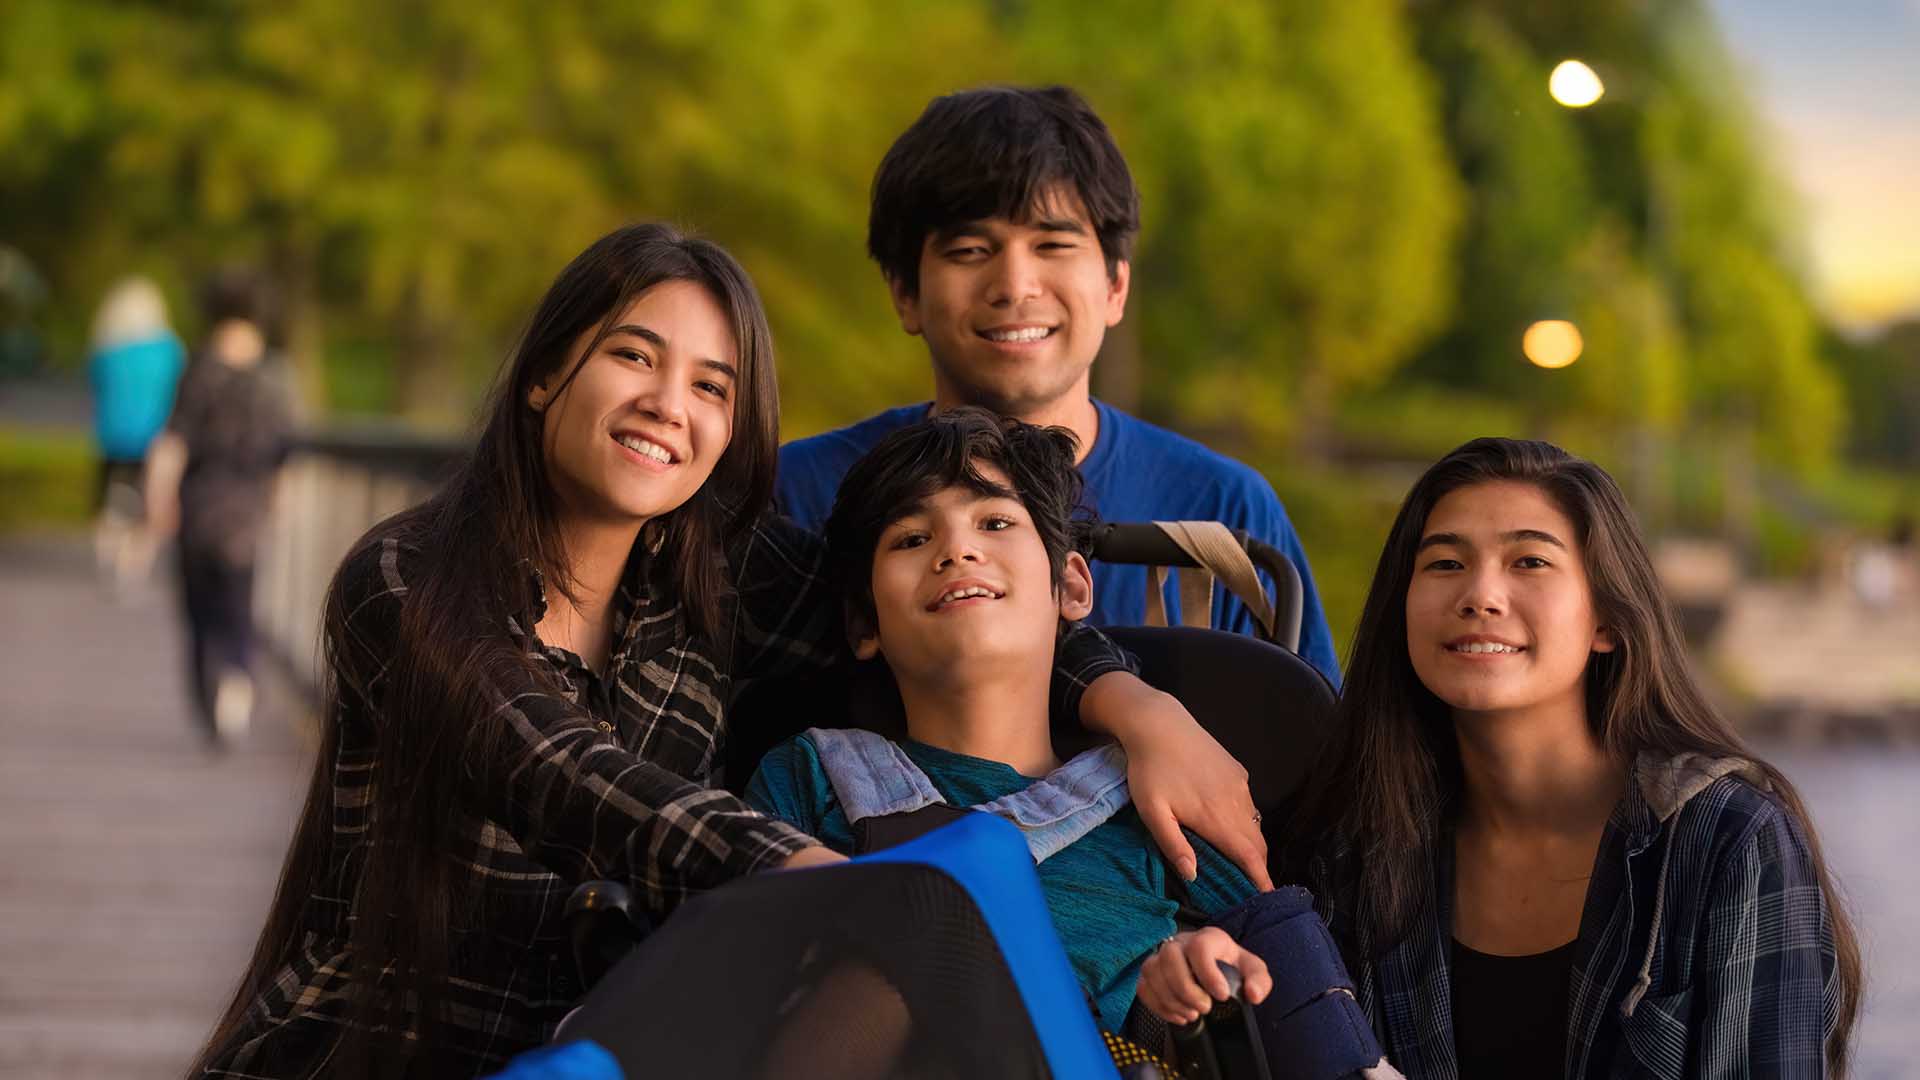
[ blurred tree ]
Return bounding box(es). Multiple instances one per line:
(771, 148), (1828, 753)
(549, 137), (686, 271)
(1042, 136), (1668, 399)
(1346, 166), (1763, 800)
(1007, 0), (1464, 456)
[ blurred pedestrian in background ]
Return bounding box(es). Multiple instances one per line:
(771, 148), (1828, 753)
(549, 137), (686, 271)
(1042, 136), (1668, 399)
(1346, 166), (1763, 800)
(86, 275), (186, 593)
(145, 269), (294, 746)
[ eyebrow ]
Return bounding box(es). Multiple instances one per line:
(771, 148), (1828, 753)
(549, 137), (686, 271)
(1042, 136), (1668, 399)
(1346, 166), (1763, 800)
(1416, 529), (1568, 552)
(936, 215), (1090, 241)
(606, 323), (737, 380)
(1029, 216), (1088, 235)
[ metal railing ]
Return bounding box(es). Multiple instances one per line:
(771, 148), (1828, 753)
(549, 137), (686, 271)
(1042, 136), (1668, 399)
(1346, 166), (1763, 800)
(254, 425), (466, 692)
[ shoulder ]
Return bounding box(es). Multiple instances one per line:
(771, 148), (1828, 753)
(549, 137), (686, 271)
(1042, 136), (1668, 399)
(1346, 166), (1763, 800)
(1666, 773), (1816, 887)
(1091, 404), (1285, 516)
(780, 404), (928, 472)
(744, 733), (832, 822)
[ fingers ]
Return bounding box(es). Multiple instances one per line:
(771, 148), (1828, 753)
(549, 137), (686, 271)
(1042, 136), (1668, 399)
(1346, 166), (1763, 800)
(1187, 929), (1237, 1001)
(1141, 803), (1198, 882)
(1140, 938), (1211, 1024)
(1229, 946), (1271, 1005)
(1216, 816), (1274, 892)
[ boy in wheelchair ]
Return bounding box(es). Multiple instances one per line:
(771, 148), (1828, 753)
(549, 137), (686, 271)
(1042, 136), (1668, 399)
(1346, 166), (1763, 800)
(747, 407), (1274, 1038)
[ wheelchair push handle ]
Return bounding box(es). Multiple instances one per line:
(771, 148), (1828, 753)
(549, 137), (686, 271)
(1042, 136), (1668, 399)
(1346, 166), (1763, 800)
(1088, 522), (1305, 654)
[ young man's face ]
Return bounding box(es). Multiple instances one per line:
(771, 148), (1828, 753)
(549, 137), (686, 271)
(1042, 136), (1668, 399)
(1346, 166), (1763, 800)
(889, 185), (1130, 418)
(856, 464), (1094, 684)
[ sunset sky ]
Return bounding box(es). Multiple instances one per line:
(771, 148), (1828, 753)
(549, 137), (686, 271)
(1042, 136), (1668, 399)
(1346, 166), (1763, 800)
(1709, 0), (1920, 332)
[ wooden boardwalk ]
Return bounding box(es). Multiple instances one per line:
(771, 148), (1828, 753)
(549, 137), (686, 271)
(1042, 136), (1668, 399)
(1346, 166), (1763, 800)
(0, 535), (309, 1079)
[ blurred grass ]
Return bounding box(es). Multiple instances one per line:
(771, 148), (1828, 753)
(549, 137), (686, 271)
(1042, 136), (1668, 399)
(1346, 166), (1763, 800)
(0, 426), (92, 532)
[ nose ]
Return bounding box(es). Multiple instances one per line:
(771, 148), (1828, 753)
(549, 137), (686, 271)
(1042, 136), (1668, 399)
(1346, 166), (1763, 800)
(634, 370), (688, 426)
(932, 534), (984, 571)
(1455, 567), (1506, 618)
(984, 245), (1043, 307)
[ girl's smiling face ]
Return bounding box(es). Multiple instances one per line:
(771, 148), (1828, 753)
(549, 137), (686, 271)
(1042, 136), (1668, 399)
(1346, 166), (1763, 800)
(532, 280), (738, 527)
(1405, 481), (1615, 722)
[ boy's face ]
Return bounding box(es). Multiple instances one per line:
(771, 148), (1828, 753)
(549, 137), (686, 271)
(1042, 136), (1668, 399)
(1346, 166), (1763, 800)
(888, 184), (1130, 418)
(856, 464), (1094, 683)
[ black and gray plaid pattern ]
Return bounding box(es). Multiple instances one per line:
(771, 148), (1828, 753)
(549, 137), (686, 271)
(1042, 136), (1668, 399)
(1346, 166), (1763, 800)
(203, 513), (1134, 1077)
(1335, 761), (1841, 1079)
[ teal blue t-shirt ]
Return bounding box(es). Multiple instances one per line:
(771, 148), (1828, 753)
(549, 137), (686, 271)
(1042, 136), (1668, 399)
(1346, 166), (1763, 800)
(745, 734), (1256, 1032)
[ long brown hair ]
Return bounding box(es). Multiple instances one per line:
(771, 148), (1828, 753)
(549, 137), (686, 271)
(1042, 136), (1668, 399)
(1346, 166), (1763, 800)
(1294, 437), (1860, 1073)
(190, 223), (781, 1076)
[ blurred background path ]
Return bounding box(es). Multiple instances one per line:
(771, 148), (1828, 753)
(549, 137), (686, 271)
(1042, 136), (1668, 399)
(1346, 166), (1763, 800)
(0, 534), (306, 1079)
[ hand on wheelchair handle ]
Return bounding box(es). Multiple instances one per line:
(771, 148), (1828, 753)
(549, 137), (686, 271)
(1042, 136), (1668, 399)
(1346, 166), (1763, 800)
(1139, 927), (1271, 1027)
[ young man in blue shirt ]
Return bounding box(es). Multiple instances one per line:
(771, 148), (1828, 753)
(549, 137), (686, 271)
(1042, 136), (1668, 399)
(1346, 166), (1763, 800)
(776, 85), (1340, 685)
(748, 408), (1272, 1033)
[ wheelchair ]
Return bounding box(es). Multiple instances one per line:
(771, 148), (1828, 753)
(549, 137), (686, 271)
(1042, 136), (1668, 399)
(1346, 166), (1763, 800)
(535, 525), (1370, 1080)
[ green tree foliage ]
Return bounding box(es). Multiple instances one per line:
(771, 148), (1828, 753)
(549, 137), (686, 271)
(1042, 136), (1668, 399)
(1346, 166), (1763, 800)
(0, 0), (1860, 491)
(1007, 0), (1463, 449)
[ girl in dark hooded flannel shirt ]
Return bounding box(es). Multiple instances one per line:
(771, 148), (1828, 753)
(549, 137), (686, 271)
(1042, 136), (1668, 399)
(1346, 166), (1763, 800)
(1291, 439), (1862, 1079)
(190, 224), (1275, 1079)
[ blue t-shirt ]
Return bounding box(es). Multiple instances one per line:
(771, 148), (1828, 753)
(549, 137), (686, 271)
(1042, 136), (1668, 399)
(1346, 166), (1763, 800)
(88, 334), (187, 461)
(745, 733), (1255, 1032)
(777, 399), (1339, 685)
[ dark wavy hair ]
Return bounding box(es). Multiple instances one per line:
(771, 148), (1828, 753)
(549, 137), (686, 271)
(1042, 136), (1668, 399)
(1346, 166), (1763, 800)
(867, 84), (1141, 295)
(190, 222), (780, 1076)
(1292, 437), (1860, 1074)
(823, 406), (1090, 638)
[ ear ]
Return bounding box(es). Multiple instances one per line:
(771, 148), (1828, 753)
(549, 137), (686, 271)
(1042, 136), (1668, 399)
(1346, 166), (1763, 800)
(1056, 551), (1094, 621)
(527, 379), (553, 413)
(1591, 624), (1618, 654)
(886, 273), (924, 337)
(847, 605), (882, 661)
(1103, 259), (1131, 327)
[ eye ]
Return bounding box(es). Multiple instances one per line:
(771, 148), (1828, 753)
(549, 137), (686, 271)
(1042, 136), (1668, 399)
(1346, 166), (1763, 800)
(1514, 554), (1552, 569)
(891, 532), (929, 551)
(944, 242), (990, 260)
(1421, 557), (1463, 572)
(612, 347), (652, 368)
(695, 379), (730, 400)
(980, 515), (1015, 532)
(1038, 240), (1078, 251)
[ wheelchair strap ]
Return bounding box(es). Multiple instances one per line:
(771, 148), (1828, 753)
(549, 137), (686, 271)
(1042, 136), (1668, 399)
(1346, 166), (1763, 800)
(1141, 520), (1278, 640)
(806, 727), (1132, 864)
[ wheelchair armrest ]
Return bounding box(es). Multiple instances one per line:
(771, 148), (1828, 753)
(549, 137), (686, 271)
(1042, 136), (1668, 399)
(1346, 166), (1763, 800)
(565, 881), (651, 990)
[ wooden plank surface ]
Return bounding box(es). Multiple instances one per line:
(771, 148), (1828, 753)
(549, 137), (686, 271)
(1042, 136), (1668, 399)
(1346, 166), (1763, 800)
(0, 535), (308, 1079)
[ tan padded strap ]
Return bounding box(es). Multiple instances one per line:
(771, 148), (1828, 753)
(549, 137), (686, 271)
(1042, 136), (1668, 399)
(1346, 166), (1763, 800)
(1151, 521), (1277, 638)
(1176, 565), (1213, 631)
(1144, 565), (1170, 628)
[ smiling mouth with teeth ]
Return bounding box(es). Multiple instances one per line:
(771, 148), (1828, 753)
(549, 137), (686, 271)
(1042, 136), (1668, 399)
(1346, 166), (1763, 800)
(1449, 642), (1525, 655)
(613, 433), (675, 465)
(930, 585), (1004, 610)
(979, 327), (1056, 344)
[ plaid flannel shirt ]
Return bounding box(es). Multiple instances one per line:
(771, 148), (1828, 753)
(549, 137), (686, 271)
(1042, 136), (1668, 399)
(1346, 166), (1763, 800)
(202, 513), (1133, 1078)
(1336, 753), (1842, 1079)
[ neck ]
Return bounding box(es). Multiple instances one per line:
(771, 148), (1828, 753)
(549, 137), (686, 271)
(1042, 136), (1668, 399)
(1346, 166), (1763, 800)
(897, 665), (1060, 778)
(535, 511), (643, 669)
(1452, 697), (1623, 836)
(931, 378), (1100, 465)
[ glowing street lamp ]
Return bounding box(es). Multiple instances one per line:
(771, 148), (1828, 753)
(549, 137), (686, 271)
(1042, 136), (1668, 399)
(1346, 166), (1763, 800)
(1549, 60), (1605, 108)
(1523, 320), (1583, 368)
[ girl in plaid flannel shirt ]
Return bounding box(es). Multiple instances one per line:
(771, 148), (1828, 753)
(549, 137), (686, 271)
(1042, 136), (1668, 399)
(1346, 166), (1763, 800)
(1293, 438), (1861, 1079)
(189, 223), (1272, 1079)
